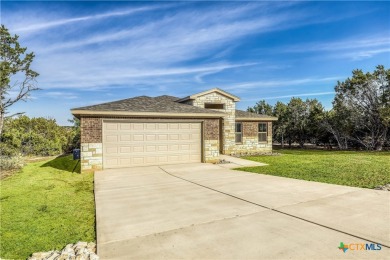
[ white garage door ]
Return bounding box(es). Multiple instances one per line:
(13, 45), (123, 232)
(103, 121), (202, 168)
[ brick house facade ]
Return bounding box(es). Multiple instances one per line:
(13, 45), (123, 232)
(72, 89), (277, 172)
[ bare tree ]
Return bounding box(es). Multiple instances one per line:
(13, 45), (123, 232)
(0, 24), (39, 136)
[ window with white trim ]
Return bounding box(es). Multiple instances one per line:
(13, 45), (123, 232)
(235, 123), (242, 143)
(258, 123), (267, 142)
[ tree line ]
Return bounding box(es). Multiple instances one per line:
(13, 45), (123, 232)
(248, 65), (390, 150)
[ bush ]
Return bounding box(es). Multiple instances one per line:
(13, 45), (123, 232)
(0, 142), (19, 156)
(1, 116), (80, 156)
(0, 154), (24, 171)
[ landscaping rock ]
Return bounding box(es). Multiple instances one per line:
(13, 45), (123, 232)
(28, 242), (98, 260)
(374, 183), (390, 191)
(214, 159), (231, 164)
(233, 152), (281, 157)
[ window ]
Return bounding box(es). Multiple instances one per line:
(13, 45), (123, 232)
(204, 103), (224, 109)
(258, 123), (267, 142)
(235, 123), (242, 143)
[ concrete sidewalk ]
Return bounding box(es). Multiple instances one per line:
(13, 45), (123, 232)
(95, 163), (390, 259)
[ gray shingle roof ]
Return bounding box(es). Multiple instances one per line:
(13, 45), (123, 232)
(72, 96), (222, 114)
(235, 109), (278, 120)
(153, 95), (180, 102)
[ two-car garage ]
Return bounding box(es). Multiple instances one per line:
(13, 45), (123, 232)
(102, 121), (202, 168)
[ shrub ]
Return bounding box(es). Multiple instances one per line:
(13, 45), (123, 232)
(1, 116), (80, 156)
(0, 142), (19, 156)
(0, 154), (24, 171)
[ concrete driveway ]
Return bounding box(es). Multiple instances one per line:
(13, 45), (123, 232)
(95, 163), (390, 259)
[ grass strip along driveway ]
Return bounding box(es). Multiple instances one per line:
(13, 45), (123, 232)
(0, 155), (95, 259)
(240, 149), (390, 188)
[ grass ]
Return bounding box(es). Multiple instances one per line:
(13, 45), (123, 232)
(239, 149), (390, 188)
(0, 155), (95, 260)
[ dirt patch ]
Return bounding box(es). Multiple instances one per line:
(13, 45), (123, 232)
(0, 169), (19, 180)
(24, 156), (57, 163)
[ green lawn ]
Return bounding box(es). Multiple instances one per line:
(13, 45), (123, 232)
(0, 155), (95, 259)
(239, 149), (390, 188)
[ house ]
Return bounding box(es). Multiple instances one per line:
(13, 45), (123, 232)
(71, 88), (277, 172)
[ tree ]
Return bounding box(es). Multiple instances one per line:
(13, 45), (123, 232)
(0, 24), (39, 136)
(247, 100), (273, 116)
(306, 99), (326, 144)
(322, 109), (353, 150)
(333, 65), (389, 150)
(286, 97), (310, 147)
(68, 117), (81, 150)
(272, 101), (288, 147)
(1, 115), (76, 156)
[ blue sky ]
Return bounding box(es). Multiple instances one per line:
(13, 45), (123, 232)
(2, 1), (390, 125)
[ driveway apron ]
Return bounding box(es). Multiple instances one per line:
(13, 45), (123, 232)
(95, 163), (390, 259)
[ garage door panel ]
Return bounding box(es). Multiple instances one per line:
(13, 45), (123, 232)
(133, 134), (144, 141)
(180, 144), (190, 150)
(105, 135), (118, 142)
(132, 157), (144, 165)
(169, 123), (179, 130)
(191, 133), (201, 139)
(105, 158), (118, 166)
(157, 145), (168, 151)
(119, 158), (131, 165)
(190, 154), (200, 161)
(132, 145), (144, 152)
(191, 123), (201, 129)
(158, 123), (168, 130)
(120, 135), (131, 141)
(133, 123), (144, 130)
(146, 145), (156, 152)
(120, 146), (131, 153)
(158, 134), (168, 141)
(169, 134), (179, 140)
(169, 144), (179, 151)
(180, 123), (190, 129)
(146, 135), (156, 141)
(103, 122), (202, 168)
(105, 146), (118, 154)
(146, 156), (157, 164)
(105, 123), (118, 130)
(180, 133), (190, 140)
(119, 123), (131, 130)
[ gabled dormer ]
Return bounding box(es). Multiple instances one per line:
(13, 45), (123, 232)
(177, 88), (240, 116)
(177, 88), (239, 153)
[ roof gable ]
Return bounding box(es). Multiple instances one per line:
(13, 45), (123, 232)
(177, 88), (240, 102)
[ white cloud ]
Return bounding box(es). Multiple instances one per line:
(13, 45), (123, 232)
(13, 3), (301, 90)
(279, 35), (390, 60)
(36, 62), (258, 89)
(285, 36), (390, 53)
(222, 76), (342, 91)
(40, 91), (79, 99)
(12, 6), (165, 33)
(346, 48), (390, 60)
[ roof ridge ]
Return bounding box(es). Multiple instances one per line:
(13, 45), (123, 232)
(71, 96), (153, 110)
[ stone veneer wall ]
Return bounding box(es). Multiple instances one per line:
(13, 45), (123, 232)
(190, 92), (236, 154)
(203, 119), (220, 162)
(233, 121), (273, 155)
(80, 117), (103, 172)
(80, 116), (221, 171)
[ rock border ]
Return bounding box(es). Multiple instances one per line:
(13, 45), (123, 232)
(28, 241), (98, 260)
